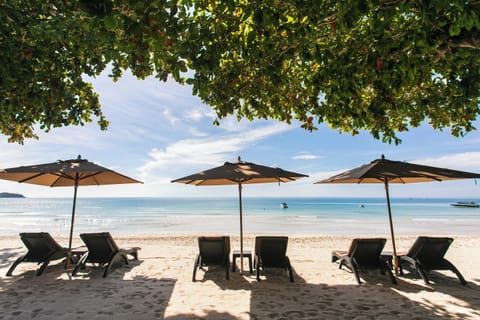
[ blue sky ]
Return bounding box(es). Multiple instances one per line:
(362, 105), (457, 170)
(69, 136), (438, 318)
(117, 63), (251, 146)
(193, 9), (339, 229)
(1, 70), (480, 199)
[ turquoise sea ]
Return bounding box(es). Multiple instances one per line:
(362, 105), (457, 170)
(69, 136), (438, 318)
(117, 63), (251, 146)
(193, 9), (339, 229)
(0, 197), (479, 237)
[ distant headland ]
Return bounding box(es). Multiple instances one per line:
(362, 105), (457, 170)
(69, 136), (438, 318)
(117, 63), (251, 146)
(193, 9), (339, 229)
(0, 192), (25, 198)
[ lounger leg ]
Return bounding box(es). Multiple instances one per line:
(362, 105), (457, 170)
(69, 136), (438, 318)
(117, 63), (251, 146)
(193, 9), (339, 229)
(37, 260), (50, 276)
(254, 256), (261, 281)
(72, 264), (81, 276)
(103, 263), (112, 277)
(398, 261), (404, 276)
(452, 268), (467, 285)
(72, 253), (89, 276)
(415, 263), (430, 284)
(130, 249), (139, 260)
(345, 258), (361, 285)
(225, 261), (230, 280)
(352, 265), (361, 285)
(6, 255), (26, 276)
(102, 253), (125, 277)
(192, 255), (200, 282)
(285, 257), (294, 282)
(288, 266), (294, 282)
(387, 268), (397, 284)
(444, 260), (467, 285)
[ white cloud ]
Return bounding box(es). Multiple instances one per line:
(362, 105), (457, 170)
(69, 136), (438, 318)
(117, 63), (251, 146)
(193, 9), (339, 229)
(412, 152), (480, 172)
(184, 107), (215, 122)
(188, 127), (209, 137)
(137, 122), (292, 181)
(292, 153), (320, 160)
(162, 109), (180, 125)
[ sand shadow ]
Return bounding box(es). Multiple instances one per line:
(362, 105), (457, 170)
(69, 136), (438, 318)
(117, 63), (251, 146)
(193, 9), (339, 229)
(248, 267), (480, 320)
(0, 247), (23, 269)
(192, 265), (252, 291)
(69, 257), (144, 279)
(166, 310), (239, 319)
(396, 268), (480, 314)
(0, 273), (176, 319)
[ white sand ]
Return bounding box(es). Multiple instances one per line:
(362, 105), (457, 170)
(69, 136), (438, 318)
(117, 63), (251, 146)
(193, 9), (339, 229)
(0, 235), (479, 319)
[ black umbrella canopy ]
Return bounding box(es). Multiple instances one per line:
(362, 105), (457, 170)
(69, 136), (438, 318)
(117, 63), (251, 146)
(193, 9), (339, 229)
(172, 157), (308, 185)
(317, 155), (480, 184)
(0, 155), (142, 267)
(316, 155), (480, 274)
(172, 156), (308, 271)
(0, 156), (142, 187)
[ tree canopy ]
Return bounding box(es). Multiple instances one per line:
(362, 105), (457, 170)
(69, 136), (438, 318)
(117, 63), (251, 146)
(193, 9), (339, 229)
(1, 0), (479, 144)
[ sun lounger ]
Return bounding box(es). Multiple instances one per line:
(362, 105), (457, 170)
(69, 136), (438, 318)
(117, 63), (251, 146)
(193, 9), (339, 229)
(332, 238), (396, 285)
(72, 232), (140, 277)
(6, 232), (68, 276)
(394, 236), (466, 285)
(254, 236), (294, 282)
(192, 236), (231, 281)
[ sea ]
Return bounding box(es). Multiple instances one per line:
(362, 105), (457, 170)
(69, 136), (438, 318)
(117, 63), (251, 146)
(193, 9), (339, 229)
(1, 197), (479, 238)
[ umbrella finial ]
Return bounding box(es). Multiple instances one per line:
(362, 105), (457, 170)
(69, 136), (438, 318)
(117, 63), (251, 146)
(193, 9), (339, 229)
(381, 154), (385, 160)
(237, 156), (241, 162)
(77, 155), (82, 160)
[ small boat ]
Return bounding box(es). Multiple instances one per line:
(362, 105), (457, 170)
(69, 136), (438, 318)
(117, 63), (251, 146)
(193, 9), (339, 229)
(280, 202), (288, 209)
(450, 201), (480, 208)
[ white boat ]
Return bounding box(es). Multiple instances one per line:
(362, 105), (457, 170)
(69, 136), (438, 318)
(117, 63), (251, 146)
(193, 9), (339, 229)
(450, 201), (479, 208)
(280, 202), (288, 209)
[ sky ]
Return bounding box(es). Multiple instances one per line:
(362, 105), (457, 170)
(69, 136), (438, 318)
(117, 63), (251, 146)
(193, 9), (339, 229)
(1, 70), (480, 199)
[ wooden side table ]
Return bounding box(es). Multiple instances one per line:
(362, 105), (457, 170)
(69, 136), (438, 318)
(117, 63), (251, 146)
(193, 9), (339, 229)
(232, 250), (253, 273)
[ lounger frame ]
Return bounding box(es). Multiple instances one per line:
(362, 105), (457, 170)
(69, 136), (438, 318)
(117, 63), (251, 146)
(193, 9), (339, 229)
(6, 232), (68, 276)
(192, 236), (230, 281)
(72, 232), (139, 277)
(254, 236), (294, 282)
(332, 238), (396, 285)
(397, 236), (466, 285)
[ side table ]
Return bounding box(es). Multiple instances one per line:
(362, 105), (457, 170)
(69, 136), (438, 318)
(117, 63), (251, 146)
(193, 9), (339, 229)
(232, 250), (253, 273)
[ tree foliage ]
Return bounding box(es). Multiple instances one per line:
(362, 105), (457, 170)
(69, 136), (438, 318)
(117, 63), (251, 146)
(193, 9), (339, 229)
(1, 0), (479, 144)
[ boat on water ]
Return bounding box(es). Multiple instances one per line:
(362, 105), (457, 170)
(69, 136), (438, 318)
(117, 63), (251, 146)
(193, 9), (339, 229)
(280, 202), (288, 209)
(450, 201), (480, 208)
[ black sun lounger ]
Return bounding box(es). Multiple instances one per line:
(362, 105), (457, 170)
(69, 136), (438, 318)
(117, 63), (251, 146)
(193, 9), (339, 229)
(332, 238), (396, 285)
(395, 236), (466, 285)
(193, 236), (231, 281)
(254, 236), (294, 282)
(72, 232), (139, 277)
(7, 232), (68, 276)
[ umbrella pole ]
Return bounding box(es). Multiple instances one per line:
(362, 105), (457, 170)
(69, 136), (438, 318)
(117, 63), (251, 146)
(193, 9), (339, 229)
(238, 182), (244, 272)
(384, 180), (400, 275)
(66, 177), (79, 269)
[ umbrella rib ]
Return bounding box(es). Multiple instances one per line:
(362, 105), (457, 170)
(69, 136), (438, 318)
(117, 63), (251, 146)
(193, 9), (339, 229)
(19, 172), (47, 183)
(83, 172), (102, 185)
(50, 174), (69, 187)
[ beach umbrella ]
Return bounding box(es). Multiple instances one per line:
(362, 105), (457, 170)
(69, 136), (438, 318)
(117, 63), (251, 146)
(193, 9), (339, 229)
(172, 156), (308, 271)
(315, 154), (480, 274)
(0, 155), (142, 267)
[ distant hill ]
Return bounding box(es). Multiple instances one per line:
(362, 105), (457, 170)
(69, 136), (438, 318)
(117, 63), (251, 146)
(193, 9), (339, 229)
(0, 192), (25, 198)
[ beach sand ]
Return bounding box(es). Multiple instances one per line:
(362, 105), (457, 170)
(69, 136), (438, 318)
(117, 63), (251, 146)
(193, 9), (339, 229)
(0, 235), (479, 319)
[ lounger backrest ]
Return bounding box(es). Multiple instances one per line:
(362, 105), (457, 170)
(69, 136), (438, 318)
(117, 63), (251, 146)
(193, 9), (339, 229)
(80, 232), (119, 262)
(198, 236), (230, 264)
(255, 236), (288, 267)
(20, 232), (62, 260)
(407, 236), (453, 263)
(349, 238), (386, 267)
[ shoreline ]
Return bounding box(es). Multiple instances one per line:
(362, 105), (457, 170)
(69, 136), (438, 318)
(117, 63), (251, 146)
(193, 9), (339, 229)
(2, 215), (480, 237)
(2, 197), (480, 238)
